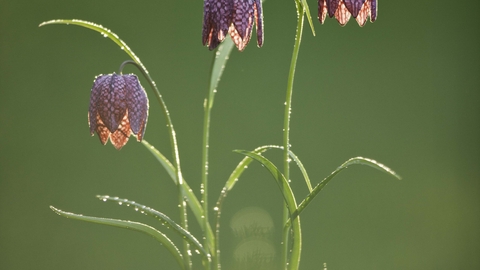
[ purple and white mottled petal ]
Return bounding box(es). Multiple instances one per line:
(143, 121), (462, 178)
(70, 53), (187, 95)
(219, 0), (234, 40)
(335, 1), (351, 26)
(344, 0), (366, 18)
(202, 0), (233, 50)
(355, 1), (370, 26)
(97, 74), (127, 133)
(124, 74), (148, 140)
(370, 0), (377, 22)
(254, 0), (263, 47)
(110, 113), (131, 150)
(88, 74), (109, 135)
(230, 0), (255, 51)
(327, 0), (341, 18)
(94, 114), (110, 145)
(318, 0), (328, 24)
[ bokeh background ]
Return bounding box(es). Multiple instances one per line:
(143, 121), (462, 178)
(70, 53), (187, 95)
(1, 0), (479, 269)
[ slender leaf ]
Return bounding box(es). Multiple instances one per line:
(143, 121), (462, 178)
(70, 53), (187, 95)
(223, 145), (311, 192)
(299, 0), (316, 36)
(141, 140), (215, 252)
(50, 206), (185, 269)
(207, 38), (235, 109)
(223, 145), (274, 192)
(233, 150), (302, 269)
(285, 157), (401, 227)
(97, 196), (208, 259)
(233, 150), (298, 216)
(287, 149), (313, 192)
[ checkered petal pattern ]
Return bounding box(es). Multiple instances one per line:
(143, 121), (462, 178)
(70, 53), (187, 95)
(319, 0), (377, 26)
(203, 0), (263, 51)
(88, 73), (149, 150)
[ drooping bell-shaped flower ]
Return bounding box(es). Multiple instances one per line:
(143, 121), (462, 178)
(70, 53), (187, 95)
(88, 73), (149, 150)
(319, 0), (377, 27)
(203, 0), (264, 51)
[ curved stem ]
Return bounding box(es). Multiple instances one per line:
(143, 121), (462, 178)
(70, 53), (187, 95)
(282, 1), (304, 269)
(119, 60), (191, 269)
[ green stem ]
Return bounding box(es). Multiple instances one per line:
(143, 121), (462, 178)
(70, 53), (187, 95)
(282, 1), (304, 269)
(202, 85), (213, 270)
(200, 48), (224, 269)
(119, 60), (191, 269)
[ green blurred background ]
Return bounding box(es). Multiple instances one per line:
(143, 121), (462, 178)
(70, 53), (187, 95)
(1, 0), (479, 269)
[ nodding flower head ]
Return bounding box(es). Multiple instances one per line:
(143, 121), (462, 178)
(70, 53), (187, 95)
(319, 0), (377, 27)
(88, 73), (149, 150)
(203, 0), (264, 51)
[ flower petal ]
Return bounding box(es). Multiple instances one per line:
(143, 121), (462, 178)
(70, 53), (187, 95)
(88, 74), (109, 135)
(124, 74), (148, 140)
(110, 113), (131, 150)
(94, 113), (111, 145)
(344, 0), (366, 18)
(203, 0), (233, 50)
(334, 1), (351, 26)
(355, 0), (370, 26)
(97, 74), (127, 133)
(370, 0), (377, 22)
(327, 0), (341, 18)
(254, 0), (263, 47)
(230, 0), (256, 51)
(318, 0), (328, 24)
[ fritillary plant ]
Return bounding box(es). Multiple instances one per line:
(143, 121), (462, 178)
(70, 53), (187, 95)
(41, 0), (399, 269)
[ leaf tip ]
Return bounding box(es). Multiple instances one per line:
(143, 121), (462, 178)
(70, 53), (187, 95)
(38, 19), (58, 27)
(50, 205), (62, 215)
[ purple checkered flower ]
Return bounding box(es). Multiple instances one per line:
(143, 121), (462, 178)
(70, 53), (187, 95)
(319, 0), (377, 26)
(88, 73), (149, 150)
(202, 0), (264, 51)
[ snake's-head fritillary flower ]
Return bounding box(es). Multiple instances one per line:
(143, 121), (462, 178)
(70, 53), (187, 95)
(319, 0), (377, 27)
(203, 0), (264, 51)
(88, 73), (149, 150)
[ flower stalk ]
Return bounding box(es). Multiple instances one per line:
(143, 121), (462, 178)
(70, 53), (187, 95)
(118, 60), (191, 269)
(282, 1), (305, 269)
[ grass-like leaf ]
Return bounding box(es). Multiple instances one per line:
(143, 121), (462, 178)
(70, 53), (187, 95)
(233, 150), (298, 216)
(299, 0), (316, 36)
(141, 140), (215, 254)
(97, 196), (208, 259)
(223, 145), (274, 192)
(233, 150), (302, 270)
(287, 149), (313, 192)
(285, 157), (401, 227)
(222, 145), (312, 193)
(207, 38), (235, 109)
(50, 206), (185, 269)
